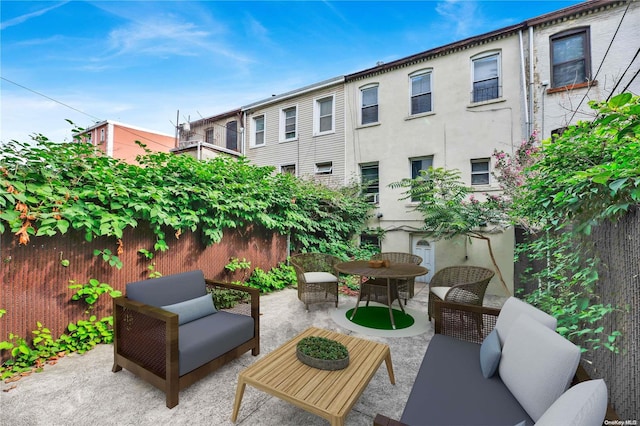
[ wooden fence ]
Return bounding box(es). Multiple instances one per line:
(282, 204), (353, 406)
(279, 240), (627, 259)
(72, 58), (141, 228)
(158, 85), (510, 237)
(0, 224), (288, 344)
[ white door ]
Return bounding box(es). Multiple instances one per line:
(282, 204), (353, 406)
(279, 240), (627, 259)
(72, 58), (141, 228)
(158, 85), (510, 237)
(412, 236), (434, 282)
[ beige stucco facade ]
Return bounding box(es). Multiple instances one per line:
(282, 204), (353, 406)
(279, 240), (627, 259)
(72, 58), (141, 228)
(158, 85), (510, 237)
(344, 28), (526, 295)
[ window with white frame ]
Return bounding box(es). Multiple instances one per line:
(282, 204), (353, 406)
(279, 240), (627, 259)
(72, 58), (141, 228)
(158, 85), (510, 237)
(280, 106), (297, 141)
(252, 115), (265, 147)
(410, 156), (433, 201)
(360, 163), (379, 204)
(471, 159), (490, 185)
(550, 27), (591, 88)
(314, 96), (334, 134)
(280, 164), (296, 175)
(410, 71), (432, 115)
(205, 128), (214, 144)
(100, 128), (105, 143)
(472, 53), (501, 102)
(315, 161), (333, 175)
(361, 85), (378, 125)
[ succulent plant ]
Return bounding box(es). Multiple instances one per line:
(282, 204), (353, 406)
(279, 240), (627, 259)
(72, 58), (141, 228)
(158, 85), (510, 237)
(297, 336), (348, 360)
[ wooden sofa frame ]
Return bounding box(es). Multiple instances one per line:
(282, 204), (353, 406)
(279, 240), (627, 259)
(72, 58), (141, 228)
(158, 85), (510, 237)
(112, 280), (259, 408)
(373, 300), (619, 425)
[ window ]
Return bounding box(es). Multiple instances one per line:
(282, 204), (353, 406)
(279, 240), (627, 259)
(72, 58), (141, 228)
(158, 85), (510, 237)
(205, 128), (214, 144)
(411, 157), (433, 180)
(361, 85), (378, 125)
(360, 163), (379, 204)
(280, 164), (296, 175)
(280, 106), (297, 141)
(410, 71), (432, 115)
(100, 128), (105, 143)
(252, 115), (265, 147)
(360, 233), (381, 248)
(471, 159), (490, 185)
(315, 162), (333, 175)
(472, 53), (500, 102)
(314, 96), (334, 134)
(550, 28), (591, 88)
(226, 120), (238, 151)
(411, 157), (433, 201)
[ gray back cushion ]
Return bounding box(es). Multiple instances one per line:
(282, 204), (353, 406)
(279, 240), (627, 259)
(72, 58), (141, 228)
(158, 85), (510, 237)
(495, 297), (557, 347)
(499, 315), (580, 421)
(126, 270), (207, 307)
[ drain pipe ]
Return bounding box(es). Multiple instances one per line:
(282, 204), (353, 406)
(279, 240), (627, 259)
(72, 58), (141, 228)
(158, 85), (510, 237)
(528, 26), (535, 137)
(519, 29), (529, 146)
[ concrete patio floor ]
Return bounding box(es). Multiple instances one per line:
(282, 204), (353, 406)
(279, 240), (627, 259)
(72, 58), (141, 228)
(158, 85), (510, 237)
(0, 284), (506, 426)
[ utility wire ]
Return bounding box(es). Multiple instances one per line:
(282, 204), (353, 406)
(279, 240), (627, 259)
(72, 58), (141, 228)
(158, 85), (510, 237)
(1, 76), (102, 122)
(568, 1), (630, 123)
(606, 47), (640, 100)
(2, 76), (176, 149)
(621, 67), (640, 94)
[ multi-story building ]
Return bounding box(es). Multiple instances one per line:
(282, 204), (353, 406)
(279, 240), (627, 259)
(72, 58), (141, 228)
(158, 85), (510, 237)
(174, 0), (638, 295)
(172, 109), (243, 160)
(343, 24), (527, 292)
(241, 76), (346, 187)
(76, 120), (175, 164)
(526, 0), (640, 140)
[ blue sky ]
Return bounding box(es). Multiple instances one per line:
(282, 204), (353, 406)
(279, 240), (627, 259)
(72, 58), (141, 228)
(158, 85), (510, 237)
(1, 0), (581, 144)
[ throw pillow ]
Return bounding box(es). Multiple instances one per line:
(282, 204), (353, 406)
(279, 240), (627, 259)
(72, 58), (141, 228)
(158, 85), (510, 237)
(535, 379), (608, 426)
(162, 294), (217, 325)
(494, 297), (557, 347)
(479, 329), (501, 378)
(499, 315), (580, 422)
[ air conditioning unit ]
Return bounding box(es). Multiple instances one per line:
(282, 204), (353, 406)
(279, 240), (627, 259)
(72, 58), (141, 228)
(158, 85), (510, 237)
(315, 162), (333, 174)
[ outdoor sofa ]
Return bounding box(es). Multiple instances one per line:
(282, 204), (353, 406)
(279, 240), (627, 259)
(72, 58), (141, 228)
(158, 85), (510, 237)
(374, 297), (611, 426)
(112, 270), (259, 408)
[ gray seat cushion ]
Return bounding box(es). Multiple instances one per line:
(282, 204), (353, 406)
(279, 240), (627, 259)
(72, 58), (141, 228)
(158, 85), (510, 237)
(400, 334), (533, 426)
(126, 270), (207, 307)
(178, 311), (254, 376)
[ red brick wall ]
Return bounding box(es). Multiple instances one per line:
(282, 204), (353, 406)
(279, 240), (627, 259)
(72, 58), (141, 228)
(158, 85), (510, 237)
(0, 225), (287, 343)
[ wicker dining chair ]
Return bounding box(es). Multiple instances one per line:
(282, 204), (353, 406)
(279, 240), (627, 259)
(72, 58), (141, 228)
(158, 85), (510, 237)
(364, 252), (423, 304)
(290, 253), (340, 310)
(427, 265), (495, 321)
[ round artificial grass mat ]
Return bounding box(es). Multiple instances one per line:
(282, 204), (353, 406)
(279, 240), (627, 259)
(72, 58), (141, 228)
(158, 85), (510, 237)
(346, 306), (415, 330)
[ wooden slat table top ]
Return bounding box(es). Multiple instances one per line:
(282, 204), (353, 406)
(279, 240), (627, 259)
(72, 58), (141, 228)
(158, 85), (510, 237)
(234, 327), (394, 425)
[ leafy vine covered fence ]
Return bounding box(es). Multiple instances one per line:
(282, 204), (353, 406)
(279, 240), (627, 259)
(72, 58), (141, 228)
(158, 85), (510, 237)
(0, 224), (287, 345)
(515, 207), (639, 420)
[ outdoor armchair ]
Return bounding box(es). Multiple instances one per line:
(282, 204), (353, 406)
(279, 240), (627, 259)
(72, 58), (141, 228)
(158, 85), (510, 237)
(365, 252), (423, 304)
(290, 253), (340, 310)
(112, 270), (259, 408)
(427, 265), (495, 321)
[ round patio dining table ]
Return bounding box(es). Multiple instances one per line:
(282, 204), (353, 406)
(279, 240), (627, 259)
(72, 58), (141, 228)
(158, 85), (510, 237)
(335, 260), (428, 329)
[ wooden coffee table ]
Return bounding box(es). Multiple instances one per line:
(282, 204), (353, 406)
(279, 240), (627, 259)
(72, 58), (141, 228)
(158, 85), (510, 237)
(231, 327), (395, 426)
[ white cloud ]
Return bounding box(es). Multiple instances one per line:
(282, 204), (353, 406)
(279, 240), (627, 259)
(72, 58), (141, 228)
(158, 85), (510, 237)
(90, 3), (253, 65)
(435, 0), (480, 38)
(0, 1), (69, 30)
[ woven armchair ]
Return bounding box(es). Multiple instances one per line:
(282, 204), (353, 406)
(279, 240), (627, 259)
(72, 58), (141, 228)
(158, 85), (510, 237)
(365, 252), (423, 304)
(290, 253), (340, 310)
(427, 265), (495, 321)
